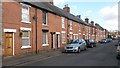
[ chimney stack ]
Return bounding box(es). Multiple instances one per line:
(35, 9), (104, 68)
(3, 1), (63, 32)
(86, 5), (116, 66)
(77, 15), (81, 18)
(95, 23), (99, 26)
(85, 17), (89, 23)
(49, 2), (54, 5)
(91, 21), (94, 26)
(63, 4), (70, 13)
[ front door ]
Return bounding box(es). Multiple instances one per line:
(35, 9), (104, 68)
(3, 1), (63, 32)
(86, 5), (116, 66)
(4, 33), (13, 56)
(56, 34), (60, 48)
(51, 32), (55, 49)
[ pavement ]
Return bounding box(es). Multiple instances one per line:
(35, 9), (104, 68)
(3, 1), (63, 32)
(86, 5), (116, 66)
(2, 48), (62, 66)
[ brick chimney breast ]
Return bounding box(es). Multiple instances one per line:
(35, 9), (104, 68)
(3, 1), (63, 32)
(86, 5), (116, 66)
(63, 4), (70, 13)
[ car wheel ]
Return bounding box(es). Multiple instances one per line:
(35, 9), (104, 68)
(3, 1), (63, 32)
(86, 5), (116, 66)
(117, 55), (120, 59)
(94, 44), (96, 47)
(84, 46), (87, 50)
(91, 45), (94, 48)
(78, 48), (81, 53)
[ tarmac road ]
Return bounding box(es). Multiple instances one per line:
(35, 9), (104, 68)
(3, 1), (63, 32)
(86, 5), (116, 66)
(22, 40), (119, 66)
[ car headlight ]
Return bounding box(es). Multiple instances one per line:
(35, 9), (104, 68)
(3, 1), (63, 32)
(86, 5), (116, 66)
(74, 47), (78, 49)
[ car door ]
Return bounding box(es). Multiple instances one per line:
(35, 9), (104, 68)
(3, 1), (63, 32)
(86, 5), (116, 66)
(81, 39), (85, 50)
(82, 40), (86, 49)
(79, 39), (83, 50)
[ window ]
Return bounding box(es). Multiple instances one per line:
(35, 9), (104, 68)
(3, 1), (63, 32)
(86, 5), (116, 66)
(42, 32), (48, 45)
(69, 34), (72, 40)
(62, 17), (65, 28)
(78, 25), (81, 31)
(89, 27), (90, 33)
(70, 20), (72, 30)
(62, 32), (65, 43)
(42, 11), (48, 25)
(74, 34), (78, 39)
(22, 4), (30, 23)
(93, 28), (94, 34)
(22, 31), (30, 47)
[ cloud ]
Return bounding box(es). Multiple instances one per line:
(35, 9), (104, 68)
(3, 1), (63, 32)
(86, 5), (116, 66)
(99, 5), (118, 30)
(85, 10), (93, 15)
(53, 0), (69, 6)
(70, 6), (80, 15)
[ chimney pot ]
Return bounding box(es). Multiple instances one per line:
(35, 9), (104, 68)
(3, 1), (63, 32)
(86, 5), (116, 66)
(63, 4), (70, 13)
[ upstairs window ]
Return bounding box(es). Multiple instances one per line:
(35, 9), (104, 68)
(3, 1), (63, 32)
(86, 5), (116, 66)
(42, 11), (48, 25)
(70, 20), (72, 30)
(22, 4), (30, 23)
(62, 17), (65, 28)
(78, 25), (81, 31)
(62, 31), (66, 43)
(69, 34), (72, 40)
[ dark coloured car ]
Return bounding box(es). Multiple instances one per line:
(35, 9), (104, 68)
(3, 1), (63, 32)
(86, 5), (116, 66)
(99, 38), (108, 43)
(85, 39), (96, 48)
(106, 38), (112, 42)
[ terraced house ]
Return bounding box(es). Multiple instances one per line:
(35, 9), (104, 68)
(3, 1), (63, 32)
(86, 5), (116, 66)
(2, 1), (108, 57)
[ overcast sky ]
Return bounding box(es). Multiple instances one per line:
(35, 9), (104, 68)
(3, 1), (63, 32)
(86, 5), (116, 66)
(54, 0), (119, 31)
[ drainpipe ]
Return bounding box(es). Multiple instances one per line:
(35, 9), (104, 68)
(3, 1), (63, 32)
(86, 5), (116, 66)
(34, 8), (38, 54)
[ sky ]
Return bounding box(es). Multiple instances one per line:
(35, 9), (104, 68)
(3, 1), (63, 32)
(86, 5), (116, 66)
(53, 0), (119, 31)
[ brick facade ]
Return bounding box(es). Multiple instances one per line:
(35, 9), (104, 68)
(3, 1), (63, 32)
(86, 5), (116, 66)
(2, 2), (108, 57)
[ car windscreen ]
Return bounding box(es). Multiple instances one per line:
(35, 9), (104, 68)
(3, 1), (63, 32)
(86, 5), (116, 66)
(72, 39), (79, 43)
(102, 39), (106, 40)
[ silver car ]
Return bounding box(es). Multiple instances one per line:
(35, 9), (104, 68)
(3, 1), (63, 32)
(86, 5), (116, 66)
(62, 39), (87, 53)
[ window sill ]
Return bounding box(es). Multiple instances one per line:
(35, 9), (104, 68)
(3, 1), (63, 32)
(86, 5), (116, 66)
(42, 24), (48, 26)
(21, 46), (31, 49)
(21, 21), (31, 24)
(42, 44), (49, 46)
(62, 42), (66, 44)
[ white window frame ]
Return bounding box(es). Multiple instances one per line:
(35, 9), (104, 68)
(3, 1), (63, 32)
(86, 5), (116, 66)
(21, 3), (31, 24)
(62, 31), (66, 43)
(42, 11), (48, 26)
(78, 25), (81, 31)
(70, 20), (72, 30)
(89, 27), (90, 33)
(42, 32), (49, 46)
(20, 27), (31, 49)
(69, 34), (73, 40)
(74, 34), (78, 39)
(62, 17), (65, 28)
(21, 31), (31, 49)
(69, 32), (73, 40)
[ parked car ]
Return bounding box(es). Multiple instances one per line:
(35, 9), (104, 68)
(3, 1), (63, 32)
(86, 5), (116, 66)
(106, 38), (112, 42)
(116, 42), (120, 59)
(99, 38), (109, 43)
(85, 39), (96, 48)
(62, 39), (87, 53)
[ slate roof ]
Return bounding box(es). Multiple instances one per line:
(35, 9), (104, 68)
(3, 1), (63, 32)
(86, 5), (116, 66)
(22, 2), (105, 30)
(22, 2), (86, 24)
